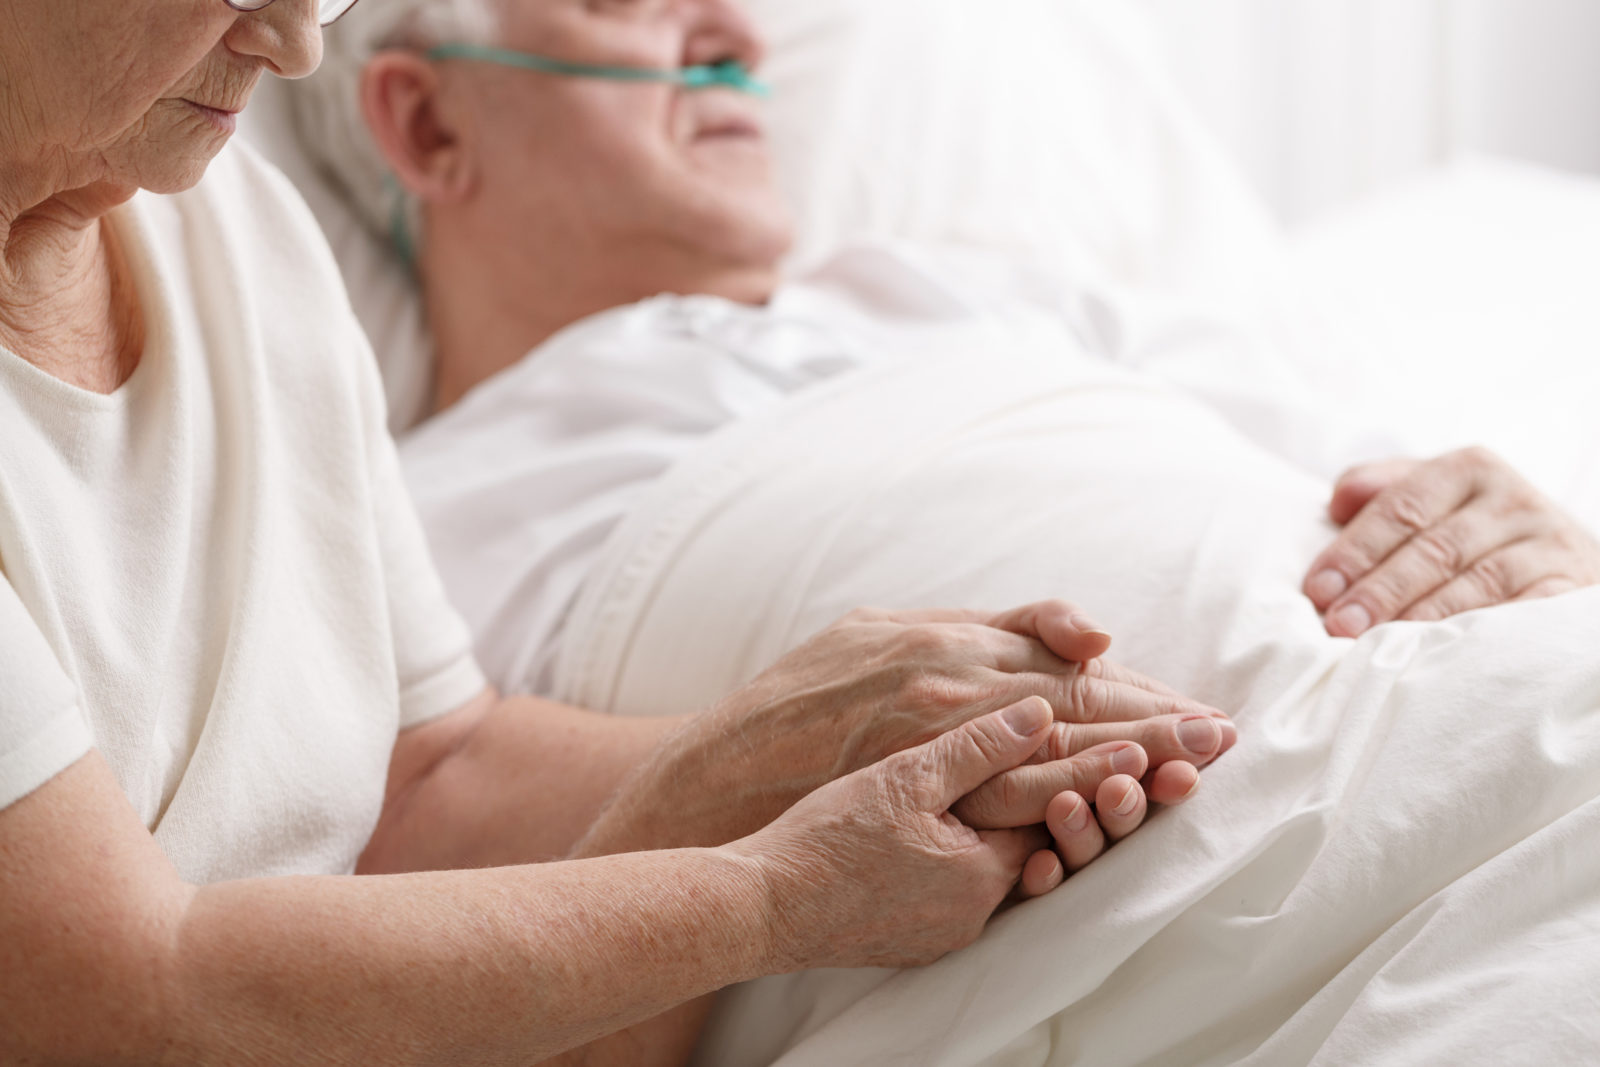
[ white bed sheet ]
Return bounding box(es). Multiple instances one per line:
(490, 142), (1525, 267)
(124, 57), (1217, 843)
(540, 337), (1600, 1066)
(1283, 157), (1600, 530)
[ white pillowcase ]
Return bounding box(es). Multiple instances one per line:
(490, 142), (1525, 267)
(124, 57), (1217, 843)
(241, 0), (1285, 433)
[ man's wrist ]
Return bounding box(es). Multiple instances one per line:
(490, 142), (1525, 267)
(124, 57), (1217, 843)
(572, 713), (808, 857)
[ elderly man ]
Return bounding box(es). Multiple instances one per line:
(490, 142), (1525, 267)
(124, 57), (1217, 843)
(287, 0), (1600, 1059)
(296, 0), (1600, 697)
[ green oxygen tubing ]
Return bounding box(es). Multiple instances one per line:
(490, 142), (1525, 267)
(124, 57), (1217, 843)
(389, 45), (772, 265)
(424, 42), (772, 96)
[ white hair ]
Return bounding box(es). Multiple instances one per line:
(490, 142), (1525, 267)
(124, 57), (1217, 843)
(290, 0), (500, 251)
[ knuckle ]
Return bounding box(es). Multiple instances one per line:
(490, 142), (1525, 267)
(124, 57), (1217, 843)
(1468, 555), (1516, 599)
(1043, 722), (1075, 761)
(902, 625), (960, 661)
(993, 772), (1029, 821)
(1410, 528), (1466, 575)
(959, 717), (1010, 763)
(1379, 491), (1433, 538)
(900, 671), (973, 713)
(1351, 570), (1408, 614)
(1065, 675), (1101, 722)
(838, 606), (883, 626)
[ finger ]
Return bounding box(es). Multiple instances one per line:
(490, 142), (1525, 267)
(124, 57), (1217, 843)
(1094, 775), (1148, 843)
(878, 618), (1086, 678)
(964, 626), (1083, 676)
(1016, 849), (1066, 899)
(1145, 760), (1201, 807)
(1323, 501), (1542, 635)
(1047, 791), (1106, 873)
(987, 651), (1199, 696)
(901, 697), (1055, 810)
(1078, 656), (1188, 699)
(1328, 458), (1421, 525)
(1040, 670), (1226, 726)
(988, 600), (1113, 662)
(1516, 577), (1582, 601)
(955, 742), (1147, 829)
(1303, 458), (1480, 611)
(1395, 542), (1554, 622)
(1039, 714), (1232, 769)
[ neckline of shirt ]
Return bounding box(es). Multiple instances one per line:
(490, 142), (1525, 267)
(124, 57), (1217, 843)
(0, 196), (173, 414)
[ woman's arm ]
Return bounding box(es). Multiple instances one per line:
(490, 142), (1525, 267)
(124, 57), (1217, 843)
(0, 701), (1057, 1066)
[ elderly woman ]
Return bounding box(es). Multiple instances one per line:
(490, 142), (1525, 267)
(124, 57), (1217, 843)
(0, 1), (1240, 1064)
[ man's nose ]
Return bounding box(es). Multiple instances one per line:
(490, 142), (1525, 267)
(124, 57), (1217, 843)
(684, 0), (767, 73)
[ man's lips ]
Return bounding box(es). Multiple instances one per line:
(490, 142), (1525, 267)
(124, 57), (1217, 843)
(695, 117), (764, 141)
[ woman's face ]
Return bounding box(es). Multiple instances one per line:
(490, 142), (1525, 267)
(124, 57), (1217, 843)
(0, 0), (321, 196)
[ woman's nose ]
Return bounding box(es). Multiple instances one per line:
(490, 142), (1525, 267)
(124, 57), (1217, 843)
(224, 0), (324, 79)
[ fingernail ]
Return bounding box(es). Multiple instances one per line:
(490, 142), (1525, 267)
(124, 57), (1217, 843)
(1177, 716), (1222, 756)
(1219, 719), (1239, 751)
(1308, 570), (1348, 604)
(1110, 745), (1144, 776)
(1002, 698), (1050, 736)
(1331, 603), (1372, 637)
(1070, 613), (1111, 637)
(1111, 783), (1140, 816)
(1062, 796), (1091, 833)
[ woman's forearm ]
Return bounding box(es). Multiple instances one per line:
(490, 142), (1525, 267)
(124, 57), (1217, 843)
(165, 849), (772, 1066)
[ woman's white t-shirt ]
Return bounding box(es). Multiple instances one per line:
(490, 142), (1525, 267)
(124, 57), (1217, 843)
(0, 144), (485, 882)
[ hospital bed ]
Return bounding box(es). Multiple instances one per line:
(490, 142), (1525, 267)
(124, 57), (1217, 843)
(243, 1), (1600, 1062)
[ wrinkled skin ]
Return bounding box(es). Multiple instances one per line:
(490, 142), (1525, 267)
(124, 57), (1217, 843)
(1306, 447), (1600, 636)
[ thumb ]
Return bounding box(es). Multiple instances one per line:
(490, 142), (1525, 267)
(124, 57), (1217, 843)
(1330, 458), (1416, 525)
(903, 698), (1055, 809)
(989, 600), (1113, 662)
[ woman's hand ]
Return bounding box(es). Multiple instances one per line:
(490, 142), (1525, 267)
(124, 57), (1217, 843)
(740, 698), (1069, 971)
(1304, 448), (1600, 636)
(596, 600), (1232, 853)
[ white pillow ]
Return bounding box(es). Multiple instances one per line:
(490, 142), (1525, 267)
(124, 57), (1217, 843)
(241, 0), (1286, 433)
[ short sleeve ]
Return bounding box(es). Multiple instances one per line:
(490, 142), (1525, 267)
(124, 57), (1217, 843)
(0, 576), (93, 810)
(350, 327), (488, 729)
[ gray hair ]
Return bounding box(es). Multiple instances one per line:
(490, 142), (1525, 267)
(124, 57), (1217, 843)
(290, 0), (499, 250)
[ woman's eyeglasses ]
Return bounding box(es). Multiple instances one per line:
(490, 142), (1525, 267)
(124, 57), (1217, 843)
(224, 0), (362, 27)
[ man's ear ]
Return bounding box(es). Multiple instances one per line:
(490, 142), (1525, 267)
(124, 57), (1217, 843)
(360, 51), (475, 206)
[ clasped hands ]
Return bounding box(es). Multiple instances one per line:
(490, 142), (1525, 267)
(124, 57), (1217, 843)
(676, 600), (1235, 915)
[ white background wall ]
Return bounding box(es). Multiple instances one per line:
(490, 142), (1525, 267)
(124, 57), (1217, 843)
(1135, 0), (1600, 222)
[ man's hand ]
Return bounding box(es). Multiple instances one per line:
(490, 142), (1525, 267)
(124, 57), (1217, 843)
(740, 698), (1064, 971)
(955, 710), (1231, 897)
(598, 600), (1232, 853)
(1304, 449), (1600, 637)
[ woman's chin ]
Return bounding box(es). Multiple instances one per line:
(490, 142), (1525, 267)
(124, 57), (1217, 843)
(133, 151), (225, 196)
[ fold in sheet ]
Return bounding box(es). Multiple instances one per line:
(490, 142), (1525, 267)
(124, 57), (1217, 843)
(554, 343), (1600, 1064)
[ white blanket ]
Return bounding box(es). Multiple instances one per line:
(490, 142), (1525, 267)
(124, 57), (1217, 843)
(552, 344), (1600, 1064)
